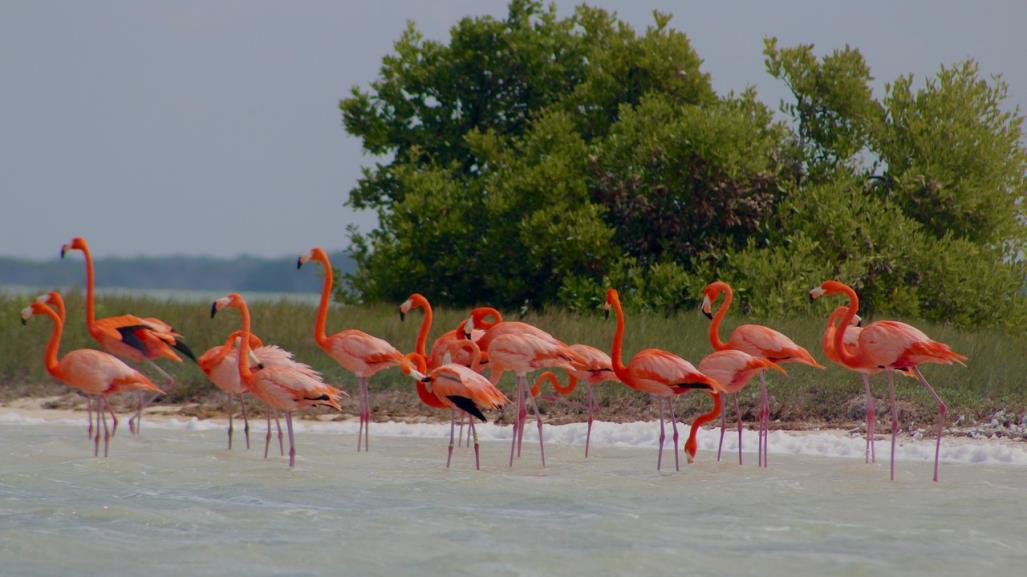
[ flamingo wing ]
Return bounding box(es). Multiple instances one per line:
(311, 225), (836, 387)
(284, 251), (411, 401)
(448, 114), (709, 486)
(730, 324), (822, 367)
(59, 349), (163, 396)
(628, 349), (717, 394)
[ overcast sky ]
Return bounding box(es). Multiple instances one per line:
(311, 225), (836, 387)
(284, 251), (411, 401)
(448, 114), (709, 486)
(2, 0), (1024, 260)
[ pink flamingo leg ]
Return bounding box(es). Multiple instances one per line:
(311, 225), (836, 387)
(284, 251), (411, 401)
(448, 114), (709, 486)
(99, 396), (111, 458)
(446, 409), (456, 468)
(759, 372), (769, 468)
(275, 411), (284, 456)
(912, 366), (946, 483)
(470, 420), (480, 470)
(863, 374), (873, 464)
(86, 396), (94, 439)
(356, 379), (365, 452)
(668, 398), (680, 471)
(93, 396), (101, 457)
(656, 398), (666, 471)
(509, 377), (522, 467)
(735, 393), (743, 466)
(362, 378), (371, 451)
(717, 396), (727, 462)
(867, 382), (876, 463)
(516, 376), (528, 458)
(284, 411), (296, 468)
(457, 414), (465, 449)
(889, 371), (897, 481)
(585, 384), (596, 459)
(105, 401), (118, 438)
(528, 393), (546, 467)
(239, 394), (251, 450)
(226, 393), (234, 450)
(264, 409), (272, 459)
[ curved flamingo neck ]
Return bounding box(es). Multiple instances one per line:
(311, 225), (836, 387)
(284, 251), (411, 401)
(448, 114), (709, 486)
(313, 254), (333, 348)
(686, 392), (722, 457)
(413, 297), (432, 357)
(236, 302), (254, 383)
(79, 244), (97, 332)
(834, 285), (861, 366)
(449, 340), (481, 371)
(709, 286), (732, 351)
(609, 298), (629, 381)
(39, 305), (63, 378)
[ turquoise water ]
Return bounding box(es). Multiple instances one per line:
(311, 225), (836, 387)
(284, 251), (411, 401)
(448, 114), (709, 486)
(0, 420), (1024, 576)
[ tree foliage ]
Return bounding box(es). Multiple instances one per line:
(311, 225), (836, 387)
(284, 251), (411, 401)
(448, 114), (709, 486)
(339, 0), (1026, 328)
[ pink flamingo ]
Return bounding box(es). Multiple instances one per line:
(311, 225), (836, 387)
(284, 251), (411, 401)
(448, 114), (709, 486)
(810, 280), (966, 482)
(485, 331), (584, 467)
(530, 344), (620, 458)
(823, 306), (882, 463)
(21, 293), (164, 457)
(405, 341), (510, 469)
(198, 330), (299, 456)
(299, 248), (409, 452)
(694, 350), (786, 463)
(61, 236), (195, 435)
(702, 280), (823, 467)
(605, 289), (721, 471)
(211, 293), (344, 468)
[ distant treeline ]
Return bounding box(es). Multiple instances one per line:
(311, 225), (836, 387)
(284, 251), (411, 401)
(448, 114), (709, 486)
(0, 253), (354, 293)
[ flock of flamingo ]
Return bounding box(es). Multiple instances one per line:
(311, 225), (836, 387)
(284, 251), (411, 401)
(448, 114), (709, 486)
(19, 237), (967, 482)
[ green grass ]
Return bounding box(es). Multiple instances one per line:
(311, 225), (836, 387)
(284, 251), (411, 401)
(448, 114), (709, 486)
(2, 290), (1024, 426)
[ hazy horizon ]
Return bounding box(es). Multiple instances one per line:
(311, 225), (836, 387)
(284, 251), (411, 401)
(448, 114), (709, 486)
(3, 0), (1024, 260)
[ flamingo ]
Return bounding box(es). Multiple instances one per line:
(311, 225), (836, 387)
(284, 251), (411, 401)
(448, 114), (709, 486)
(21, 293), (164, 457)
(485, 331), (584, 467)
(211, 293), (344, 468)
(604, 289), (721, 471)
(32, 291), (98, 436)
(695, 350), (786, 464)
(299, 247), (409, 452)
(61, 236), (195, 435)
(702, 280), (823, 467)
(405, 341), (509, 469)
(810, 280), (966, 482)
(399, 294), (500, 445)
(198, 330), (297, 456)
(530, 344), (620, 458)
(823, 306), (882, 463)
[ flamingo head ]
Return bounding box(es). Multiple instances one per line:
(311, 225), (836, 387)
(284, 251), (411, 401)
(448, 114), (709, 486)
(701, 281), (731, 319)
(296, 247), (328, 270)
(603, 289), (620, 319)
(210, 293), (245, 318)
(463, 307), (501, 337)
(60, 236), (88, 259)
(20, 301), (51, 325)
(399, 293), (428, 321)
(809, 280), (852, 301)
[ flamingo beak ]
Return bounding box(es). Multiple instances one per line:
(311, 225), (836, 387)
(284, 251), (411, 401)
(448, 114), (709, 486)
(60, 244), (69, 259)
(808, 286), (825, 301)
(20, 306), (32, 325)
(602, 302), (610, 320)
(701, 295), (712, 319)
(210, 301), (219, 318)
(399, 311), (405, 322)
(296, 257), (303, 270)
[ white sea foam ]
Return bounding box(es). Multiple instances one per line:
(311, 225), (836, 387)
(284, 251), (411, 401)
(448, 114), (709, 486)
(4, 409), (1024, 466)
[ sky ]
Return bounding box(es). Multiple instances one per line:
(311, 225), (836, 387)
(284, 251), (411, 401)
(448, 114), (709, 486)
(2, 0), (1024, 260)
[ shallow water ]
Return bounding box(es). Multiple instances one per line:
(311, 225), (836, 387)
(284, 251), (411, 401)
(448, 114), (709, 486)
(1, 420), (1024, 577)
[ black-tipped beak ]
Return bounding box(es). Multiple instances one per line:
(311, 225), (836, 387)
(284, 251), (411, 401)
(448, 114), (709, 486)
(808, 293), (815, 302)
(857, 319), (863, 327)
(60, 246), (66, 259)
(702, 310), (713, 320)
(604, 309), (610, 320)
(210, 302), (218, 319)
(399, 311), (405, 322)
(420, 376), (432, 383)
(296, 257), (303, 270)
(21, 317), (27, 326)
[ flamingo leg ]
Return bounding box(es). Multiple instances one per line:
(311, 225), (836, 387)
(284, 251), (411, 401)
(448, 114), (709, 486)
(93, 395), (101, 457)
(363, 378), (371, 451)
(528, 393), (546, 468)
(86, 396), (94, 439)
(285, 411), (296, 468)
(585, 384), (596, 459)
(735, 393), (743, 466)
(668, 398), (680, 471)
(99, 396), (110, 458)
(759, 371), (769, 468)
(516, 376), (528, 458)
(239, 394), (250, 450)
(133, 360), (175, 436)
(105, 401), (118, 438)
(509, 377), (522, 467)
(447, 409), (456, 468)
(912, 366), (946, 483)
(356, 380), (365, 452)
(889, 370), (897, 481)
(657, 397), (666, 471)
(457, 413), (466, 449)
(226, 393), (234, 450)
(275, 410), (284, 456)
(863, 374), (873, 464)
(470, 420), (480, 470)
(264, 408), (272, 459)
(717, 394), (727, 462)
